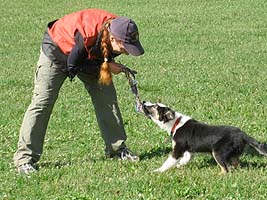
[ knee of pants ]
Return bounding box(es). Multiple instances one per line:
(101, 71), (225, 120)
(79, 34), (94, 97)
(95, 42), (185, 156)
(31, 90), (59, 108)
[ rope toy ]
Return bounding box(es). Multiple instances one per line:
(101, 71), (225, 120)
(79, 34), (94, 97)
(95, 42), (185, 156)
(122, 65), (144, 114)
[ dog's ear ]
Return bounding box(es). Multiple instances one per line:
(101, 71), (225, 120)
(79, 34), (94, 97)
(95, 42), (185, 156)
(162, 110), (175, 123)
(165, 110), (175, 120)
(157, 106), (175, 123)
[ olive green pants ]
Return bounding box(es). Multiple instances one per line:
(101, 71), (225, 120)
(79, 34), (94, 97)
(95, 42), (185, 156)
(13, 50), (126, 167)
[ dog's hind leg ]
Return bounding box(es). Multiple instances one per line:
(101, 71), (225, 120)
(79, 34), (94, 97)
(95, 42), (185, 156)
(229, 156), (240, 169)
(176, 151), (192, 168)
(212, 150), (229, 175)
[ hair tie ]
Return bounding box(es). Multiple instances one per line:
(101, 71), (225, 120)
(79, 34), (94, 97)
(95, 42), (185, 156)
(104, 21), (111, 32)
(104, 58), (108, 62)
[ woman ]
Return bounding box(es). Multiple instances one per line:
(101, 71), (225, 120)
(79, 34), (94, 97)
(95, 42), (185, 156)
(13, 9), (144, 174)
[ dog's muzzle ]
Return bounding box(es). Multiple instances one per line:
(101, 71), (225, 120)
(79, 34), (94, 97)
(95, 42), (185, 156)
(142, 101), (152, 118)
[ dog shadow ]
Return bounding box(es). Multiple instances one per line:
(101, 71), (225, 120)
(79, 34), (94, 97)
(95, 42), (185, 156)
(239, 147), (267, 169)
(139, 146), (267, 170)
(194, 155), (267, 169)
(139, 146), (172, 160)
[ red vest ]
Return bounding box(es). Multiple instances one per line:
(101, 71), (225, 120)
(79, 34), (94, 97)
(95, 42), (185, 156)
(48, 9), (117, 58)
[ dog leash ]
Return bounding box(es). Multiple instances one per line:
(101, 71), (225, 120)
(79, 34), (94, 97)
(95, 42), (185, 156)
(122, 65), (144, 114)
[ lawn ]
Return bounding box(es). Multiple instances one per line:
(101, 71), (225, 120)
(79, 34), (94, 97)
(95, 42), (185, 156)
(1, 0), (267, 199)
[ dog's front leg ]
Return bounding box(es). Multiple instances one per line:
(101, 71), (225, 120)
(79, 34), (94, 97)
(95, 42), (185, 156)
(153, 155), (178, 173)
(176, 151), (192, 168)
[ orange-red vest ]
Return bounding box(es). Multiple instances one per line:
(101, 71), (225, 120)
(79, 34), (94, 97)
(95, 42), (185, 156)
(48, 9), (117, 58)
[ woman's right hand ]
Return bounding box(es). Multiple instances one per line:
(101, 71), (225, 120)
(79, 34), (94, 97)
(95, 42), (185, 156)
(108, 62), (125, 74)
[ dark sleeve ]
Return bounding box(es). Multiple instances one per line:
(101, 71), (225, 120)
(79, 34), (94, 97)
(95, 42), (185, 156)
(67, 31), (88, 70)
(67, 31), (89, 79)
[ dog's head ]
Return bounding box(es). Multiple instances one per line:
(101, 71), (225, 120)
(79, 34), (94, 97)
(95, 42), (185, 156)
(143, 101), (175, 123)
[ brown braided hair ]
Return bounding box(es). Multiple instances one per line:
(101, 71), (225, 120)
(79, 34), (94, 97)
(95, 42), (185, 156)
(98, 21), (112, 85)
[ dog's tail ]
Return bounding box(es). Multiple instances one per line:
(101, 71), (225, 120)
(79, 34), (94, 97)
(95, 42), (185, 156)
(244, 135), (267, 156)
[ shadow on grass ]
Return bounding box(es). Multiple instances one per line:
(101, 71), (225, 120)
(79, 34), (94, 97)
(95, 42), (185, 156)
(139, 145), (267, 170)
(239, 147), (267, 169)
(188, 148), (267, 170)
(36, 146), (266, 170)
(37, 145), (172, 168)
(37, 147), (171, 169)
(37, 158), (94, 170)
(139, 146), (172, 160)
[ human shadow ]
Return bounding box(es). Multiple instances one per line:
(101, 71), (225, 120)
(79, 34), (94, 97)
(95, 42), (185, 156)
(37, 158), (94, 170)
(37, 160), (72, 170)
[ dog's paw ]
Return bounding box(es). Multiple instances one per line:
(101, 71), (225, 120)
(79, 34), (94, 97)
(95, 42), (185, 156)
(176, 164), (181, 168)
(153, 168), (163, 173)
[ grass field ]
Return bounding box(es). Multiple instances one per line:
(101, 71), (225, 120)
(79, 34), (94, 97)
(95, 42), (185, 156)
(1, 0), (267, 199)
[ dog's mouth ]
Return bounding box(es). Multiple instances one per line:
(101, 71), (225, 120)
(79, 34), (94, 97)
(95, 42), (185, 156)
(142, 104), (150, 117)
(143, 106), (151, 118)
(142, 101), (156, 119)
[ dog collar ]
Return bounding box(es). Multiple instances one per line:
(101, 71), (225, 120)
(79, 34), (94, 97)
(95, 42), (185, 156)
(170, 116), (182, 137)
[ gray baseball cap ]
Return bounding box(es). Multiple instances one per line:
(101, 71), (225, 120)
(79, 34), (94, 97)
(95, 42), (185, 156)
(110, 17), (144, 56)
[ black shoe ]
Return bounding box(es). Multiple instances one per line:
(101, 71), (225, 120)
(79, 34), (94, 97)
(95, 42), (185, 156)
(17, 163), (37, 175)
(107, 147), (140, 162)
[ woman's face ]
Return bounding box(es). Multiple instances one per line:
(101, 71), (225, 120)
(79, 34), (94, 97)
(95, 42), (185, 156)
(109, 35), (129, 55)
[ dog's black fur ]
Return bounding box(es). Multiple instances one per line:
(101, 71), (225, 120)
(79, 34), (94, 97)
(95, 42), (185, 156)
(174, 119), (266, 170)
(143, 102), (267, 174)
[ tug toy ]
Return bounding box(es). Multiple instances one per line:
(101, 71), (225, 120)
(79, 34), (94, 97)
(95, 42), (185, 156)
(122, 65), (144, 114)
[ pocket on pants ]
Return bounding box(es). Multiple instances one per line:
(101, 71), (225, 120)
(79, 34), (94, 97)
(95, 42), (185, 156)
(34, 60), (53, 85)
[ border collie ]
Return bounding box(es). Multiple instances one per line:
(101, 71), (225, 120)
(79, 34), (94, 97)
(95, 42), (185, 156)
(143, 101), (267, 174)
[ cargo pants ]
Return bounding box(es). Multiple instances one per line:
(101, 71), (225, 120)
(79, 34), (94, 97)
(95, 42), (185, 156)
(13, 50), (127, 167)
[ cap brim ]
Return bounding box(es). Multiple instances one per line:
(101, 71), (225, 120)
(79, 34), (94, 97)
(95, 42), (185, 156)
(123, 41), (144, 56)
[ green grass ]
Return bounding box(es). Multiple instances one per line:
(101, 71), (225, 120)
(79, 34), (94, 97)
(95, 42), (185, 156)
(1, 0), (267, 199)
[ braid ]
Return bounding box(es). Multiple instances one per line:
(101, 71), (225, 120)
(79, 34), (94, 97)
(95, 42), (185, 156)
(99, 22), (112, 85)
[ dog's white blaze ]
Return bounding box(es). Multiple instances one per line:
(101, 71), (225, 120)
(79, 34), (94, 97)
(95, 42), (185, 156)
(143, 102), (156, 107)
(156, 103), (167, 107)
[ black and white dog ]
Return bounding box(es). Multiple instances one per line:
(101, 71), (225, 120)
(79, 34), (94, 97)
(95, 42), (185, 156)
(143, 101), (267, 174)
